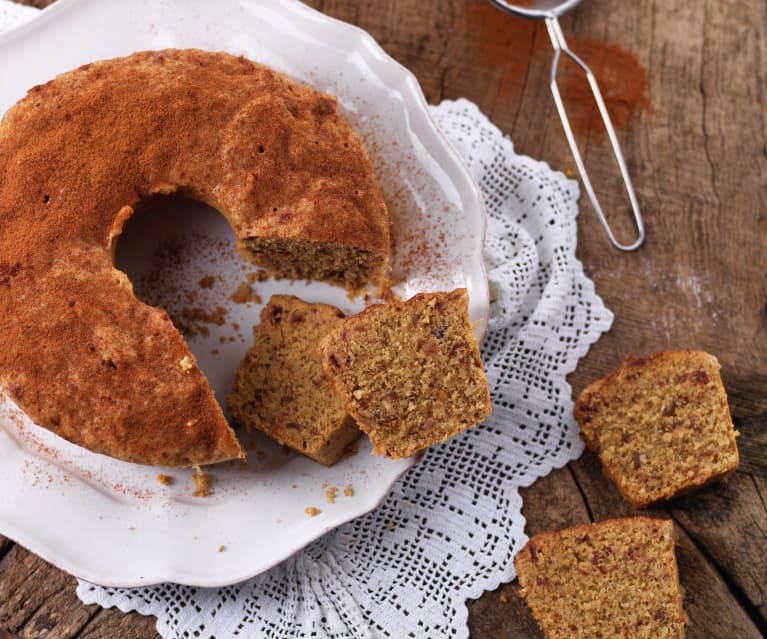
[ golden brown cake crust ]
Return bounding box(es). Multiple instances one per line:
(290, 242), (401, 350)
(0, 49), (389, 466)
(574, 350), (739, 508)
(514, 517), (687, 639)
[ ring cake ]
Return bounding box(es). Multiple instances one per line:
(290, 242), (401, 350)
(0, 49), (390, 466)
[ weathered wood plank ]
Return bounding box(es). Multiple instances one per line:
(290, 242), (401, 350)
(17, 583), (98, 639)
(73, 609), (157, 639)
(670, 472), (767, 623)
(673, 523), (763, 639)
(0, 546), (50, 631)
(0, 536), (13, 559)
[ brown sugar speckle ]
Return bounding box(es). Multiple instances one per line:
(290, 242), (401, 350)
(304, 506), (320, 517)
(155, 474), (174, 486)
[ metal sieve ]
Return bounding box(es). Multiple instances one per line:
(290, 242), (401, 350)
(488, 0), (645, 251)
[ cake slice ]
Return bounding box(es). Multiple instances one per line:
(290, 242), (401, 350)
(574, 350), (739, 508)
(514, 517), (687, 639)
(320, 288), (491, 459)
(227, 295), (359, 466)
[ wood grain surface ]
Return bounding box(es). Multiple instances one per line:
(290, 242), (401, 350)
(4, 0), (766, 637)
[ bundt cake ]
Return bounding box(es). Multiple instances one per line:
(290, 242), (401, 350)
(0, 49), (390, 466)
(228, 295), (359, 466)
(514, 517), (687, 638)
(320, 288), (491, 459)
(574, 350), (739, 508)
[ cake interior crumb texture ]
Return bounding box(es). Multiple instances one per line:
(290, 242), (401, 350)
(575, 350), (739, 508)
(320, 288), (491, 459)
(514, 517), (687, 639)
(227, 295), (359, 466)
(240, 237), (386, 291)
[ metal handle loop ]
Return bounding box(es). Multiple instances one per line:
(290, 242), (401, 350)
(545, 17), (645, 251)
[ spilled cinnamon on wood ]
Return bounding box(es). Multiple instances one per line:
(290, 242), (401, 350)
(464, 2), (652, 138)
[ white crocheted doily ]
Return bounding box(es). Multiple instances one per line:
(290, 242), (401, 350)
(0, 4), (613, 636)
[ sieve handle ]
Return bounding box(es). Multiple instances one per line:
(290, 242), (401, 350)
(545, 17), (645, 251)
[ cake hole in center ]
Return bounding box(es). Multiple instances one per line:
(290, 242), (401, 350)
(114, 194), (262, 420)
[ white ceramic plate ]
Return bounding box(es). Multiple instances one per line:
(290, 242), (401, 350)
(0, 0), (488, 587)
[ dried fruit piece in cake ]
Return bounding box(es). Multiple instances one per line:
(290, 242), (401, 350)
(227, 295), (359, 466)
(514, 517), (687, 639)
(574, 350), (739, 508)
(320, 288), (491, 459)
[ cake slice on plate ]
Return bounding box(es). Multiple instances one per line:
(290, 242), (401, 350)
(228, 295), (359, 466)
(320, 288), (491, 458)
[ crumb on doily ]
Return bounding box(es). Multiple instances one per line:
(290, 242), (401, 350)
(304, 506), (320, 517)
(344, 484), (354, 497)
(155, 473), (173, 486)
(218, 544), (226, 552)
(325, 486), (338, 504)
(191, 466), (212, 497)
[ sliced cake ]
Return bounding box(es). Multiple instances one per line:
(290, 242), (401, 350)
(515, 517), (687, 639)
(320, 288), (491, 458)
(228, 295), (359, 466)
(574, 350), (739, 508)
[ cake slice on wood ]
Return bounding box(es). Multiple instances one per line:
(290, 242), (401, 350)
(228, 295), (359, 466)
(574, 350), (739, 508)
(320, 288), (491, 459)
(514, 517), (687, 639)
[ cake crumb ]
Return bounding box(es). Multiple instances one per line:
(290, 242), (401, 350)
(198, 275), (215, 289)
(247, 269), (269, 284)
(325, 486), (338, 504)
(155, 474), (174, 486)
(179, 355), (194, 371)
(218, 544), (226, 552)
(343, 484), (354, 497)
(386, 520), (396, 531)
(230, 282), (261, 305)
(499, 593), (509, 604)
(191, 466), (212, 497)
(304, 506), (320, 517)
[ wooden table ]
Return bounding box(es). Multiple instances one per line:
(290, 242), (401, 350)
(3, 1), (765, 637)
